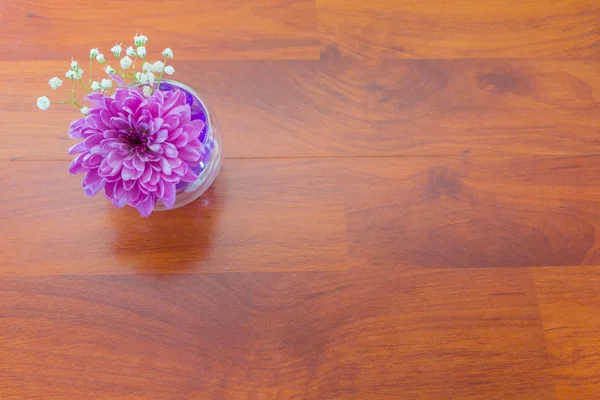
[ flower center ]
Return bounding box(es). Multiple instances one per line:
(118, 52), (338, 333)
(124, 130), (147, 152)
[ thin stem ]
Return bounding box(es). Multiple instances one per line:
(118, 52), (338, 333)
(156, 56), (168, 89)
(57, 100), (81, 109)
(89, 58), (93, 84)
(79, 78), (89, 93)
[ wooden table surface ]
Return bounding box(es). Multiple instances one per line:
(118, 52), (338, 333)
(2, 0), (600, 398)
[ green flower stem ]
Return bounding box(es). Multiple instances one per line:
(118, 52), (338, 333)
(79, 78), (89, 93)
(57, 100), (81, 109)
(156, 56), (168, 89)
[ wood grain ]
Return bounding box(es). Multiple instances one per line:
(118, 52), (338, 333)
(3, 58), (600, 160)
(0, 159), (347, 276)
(3, 0), (600, 397)
(4, 155), (600, 276)
(534, 267), (600, 400)
(318, 0), (600, 59)
(0, 0), (319, 61)
(345, 155), (600, 269)
(0, 268), (554, 399)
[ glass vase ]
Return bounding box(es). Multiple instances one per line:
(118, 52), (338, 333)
(153, 80), (223, 211)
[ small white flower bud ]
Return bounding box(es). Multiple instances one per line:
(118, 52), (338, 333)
(136, 72), (148, 84)
(152, 61), (164, 73)
(164, 66), (175, 75)
(142, 62), (152, 72)
(162, 48), (173, 59)
(65, 70), (76, 80)
(37, 96), (50, 111)
(137, 46), (146, 58)
(120, 56), (133, 70)
(90, 48), (100, 59)
(80, 106), (90, 115)
(71, 60), (78, 70)
(48, 77), (63, 89)
(142, 85), (153, 98)
(104, 65), (116, 74)
(101, 78), (113, 90)
(126, 46), (136, 57)
(111, 44), (122, 58)
(134, 34), (148, 47)
(96, 54), (105, 63)
(145, 72), (155, 85)
(91, 81), (102, 90)
(73, 68), (84, 80)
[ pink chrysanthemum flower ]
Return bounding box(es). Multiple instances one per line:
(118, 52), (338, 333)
(68, 87), (205, 216)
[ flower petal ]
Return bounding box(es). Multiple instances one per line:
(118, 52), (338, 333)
(161, 183), (176, 209)
(135, 195), (155, 217)
(83, 170), (105, 197)
(181, 166), (199, 182)
(159, 157), (172, 175)
(189, 120), (205, 140)
(68, 141), (88, 155)
(68, 153), (88, 174)
(163, 144), (178, 158)
(155, 129), (169, 143)
(68, 118), (87, 138)
(84, 92), (105, 107)
(167, 157), (182, 168)
(164, 104), (189, 118)
(126, 183), (141, 203)
(178, 147), (200, 163)
(84, 133), (104, 149)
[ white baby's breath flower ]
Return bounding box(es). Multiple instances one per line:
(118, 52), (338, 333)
(48, 77), (63, 89)
(142, 62), (152, 72)
(73, 68), (84, 80)
(37, 96), (50, 111)
(126, 46), (136, 57)
(162, 48), (173, 59)
(104, 65), (116, 74)
(135, 72), (145, 84)
(80, 106), (90, 115)
(142, 85), (153, 98)
(90, 48), (100, 59)
(145, 71), (155, 85)
(65, 70), (76, 80)
(91, 81), (102, 90)
(120, 56), (133, 69)
(152, 61), (164, 73)
(101, 78), (113, 90)
(96, 53), (105, 63)
(134, 34), (148, 47)
(111, 44), (122, 57)
(164, 65), (175, 75)
(70, 60), (79, 70)
(137, 46), (146, 58)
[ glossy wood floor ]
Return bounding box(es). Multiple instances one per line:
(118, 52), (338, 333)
(2, 0), (600, 398)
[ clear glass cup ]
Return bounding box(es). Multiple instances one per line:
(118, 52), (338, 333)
(153, 80), (223, 211)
